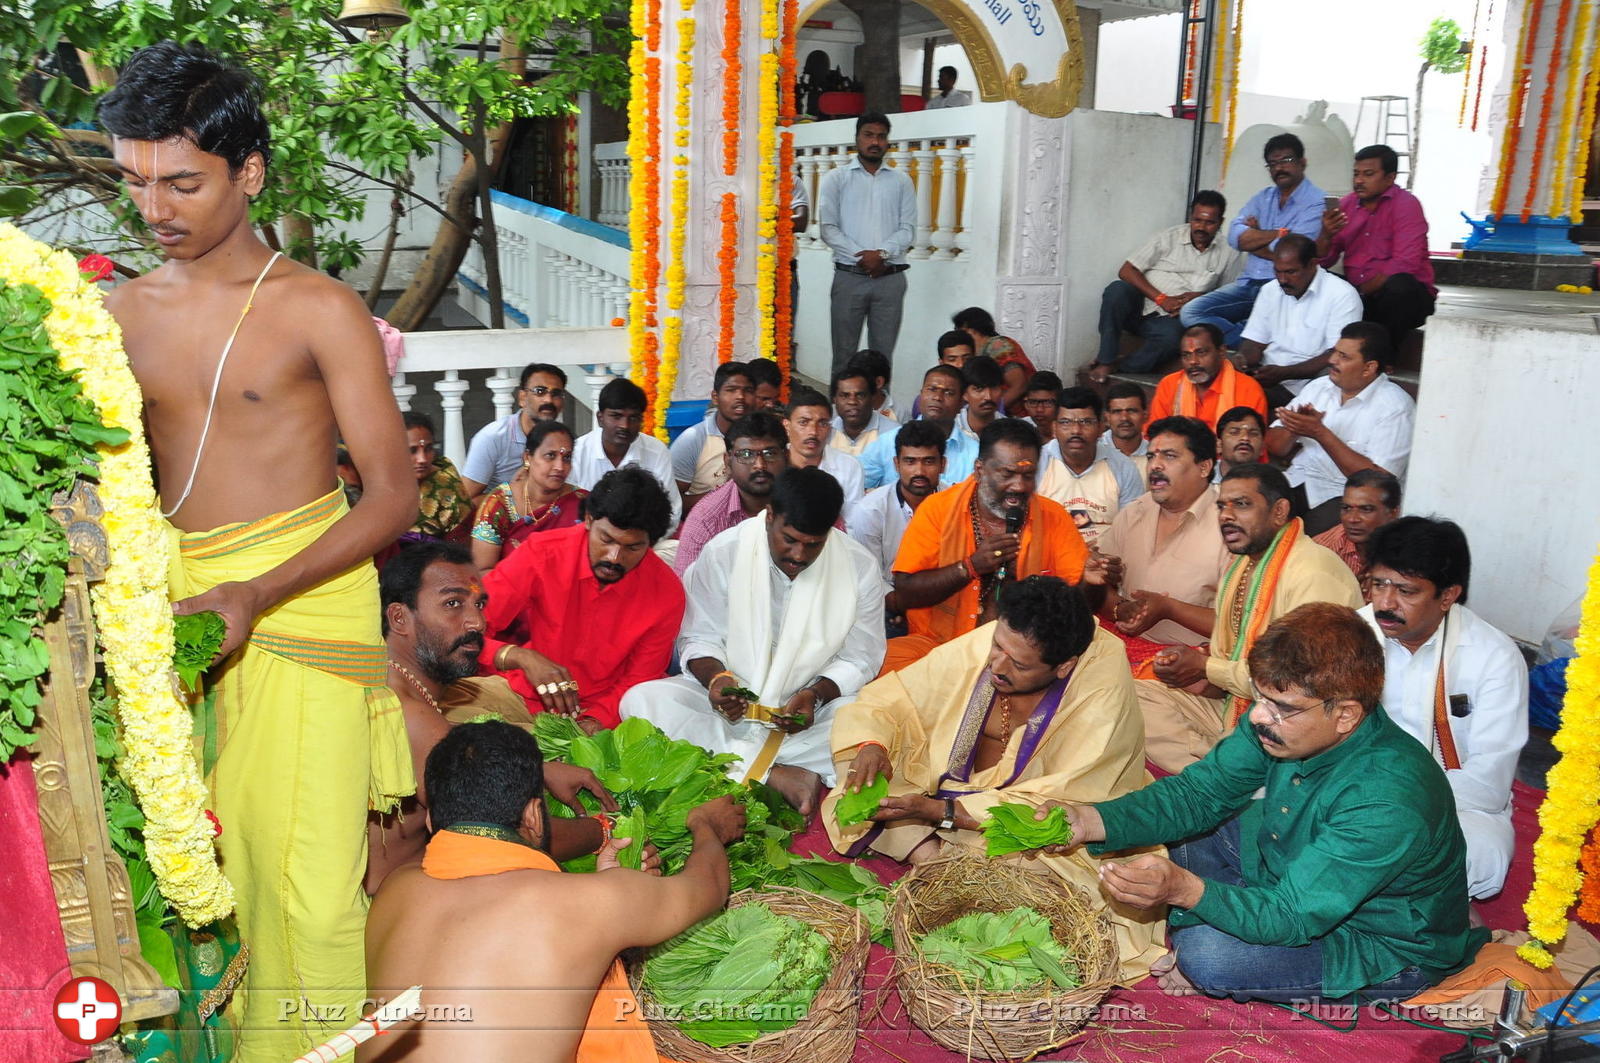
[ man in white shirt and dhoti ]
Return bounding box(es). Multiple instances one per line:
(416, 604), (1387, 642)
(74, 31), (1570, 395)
(823, 575), (1166, 981)
(620, 467), (885, 815)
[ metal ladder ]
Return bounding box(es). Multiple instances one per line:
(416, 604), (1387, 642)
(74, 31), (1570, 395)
(1354, 95), (1412, 179)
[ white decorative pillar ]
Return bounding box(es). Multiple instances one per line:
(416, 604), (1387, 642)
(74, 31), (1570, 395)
(956, 143), (977, 257)
(434, 370), (471, 469)
(485, 368), (519, 422)
(391, 372), (416, 412)
(910, 139), (936, 259)
(930, 140), (961, 260)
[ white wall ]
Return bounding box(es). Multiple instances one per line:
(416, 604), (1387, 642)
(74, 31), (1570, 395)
(1096, 0), (1496, 251)
(1406, 310), (1600, 644)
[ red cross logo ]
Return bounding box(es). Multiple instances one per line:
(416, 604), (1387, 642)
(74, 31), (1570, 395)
(53, 976), (122, 1044)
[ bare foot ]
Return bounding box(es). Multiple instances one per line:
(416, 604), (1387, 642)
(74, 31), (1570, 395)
(766, 764), (820, 817)
(906, 836), (944, 865)
(1150, 951), (1197, 997)
(1089, 363), (1112, 385)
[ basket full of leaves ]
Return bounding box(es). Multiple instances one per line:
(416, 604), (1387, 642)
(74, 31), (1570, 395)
(889, 849), (1120, 1060)
(633, 887), (869, 1063)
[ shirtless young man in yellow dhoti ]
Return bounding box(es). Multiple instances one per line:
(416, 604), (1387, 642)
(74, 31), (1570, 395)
(99, 41), (416, 1062)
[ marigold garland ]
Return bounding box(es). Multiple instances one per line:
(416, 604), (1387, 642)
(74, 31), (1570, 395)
(1549, 0), (1590, 220)
(1523, 0), (1572, 222)
(1208, 0), (1230, 126)
(771, 0), (798, 388)
(0, 224), (233, 927)
(626, 0), (660, 431)
(717, 192), (739, 362)
(1470, 43), (1489, 131)
(1518, 546), (1600, 970)
(1491, 0), (1540, 219)
(1578, 824), (1600, 923)
(655, 9), (695, 443)
(1182, 0), (1200, 103)
(753, 0), (780, 364)
(1458, 0), (1482, 126)
(1221, 0), (1244, 178)
(1571, 13), (1600, 222)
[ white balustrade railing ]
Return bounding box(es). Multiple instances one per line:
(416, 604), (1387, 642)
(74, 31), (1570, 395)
(391, 327), (630, 469)
(459, 190), (632, 331)
(595, 140), (631, 229)
(791, 108), (995, 263)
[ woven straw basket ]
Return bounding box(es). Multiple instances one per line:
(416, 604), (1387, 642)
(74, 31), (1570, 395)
(890, 850), (1120, 1061)
(632, 886), (870, 1063)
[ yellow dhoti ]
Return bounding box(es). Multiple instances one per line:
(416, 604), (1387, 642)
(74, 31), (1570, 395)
(825, 623), (1167, 982)
(168, 487), (413, 1063)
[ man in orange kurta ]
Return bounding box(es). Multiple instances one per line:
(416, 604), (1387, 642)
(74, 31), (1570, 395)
(884, 418), (1089, 673)
(1148, 323), (1268, 431)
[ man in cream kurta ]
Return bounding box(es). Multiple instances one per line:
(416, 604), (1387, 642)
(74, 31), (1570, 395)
(1137, 466), (1363, 773)
(824, 586), (1165, 982)
(621, 468), (884, 813)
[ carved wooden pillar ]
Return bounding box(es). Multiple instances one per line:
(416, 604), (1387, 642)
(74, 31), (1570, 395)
(35, 481), (178, 1025)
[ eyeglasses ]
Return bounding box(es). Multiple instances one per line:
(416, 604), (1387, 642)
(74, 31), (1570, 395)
(1264, 155), (1302, 168)
(1054, 416), (1099, 429)
(1250, 685), (1331, 726)
(730, 446), (784, 464)
(521, 385), (566, 399)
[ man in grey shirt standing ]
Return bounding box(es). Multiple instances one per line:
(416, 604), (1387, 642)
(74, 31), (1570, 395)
(817, 111), (916, 373)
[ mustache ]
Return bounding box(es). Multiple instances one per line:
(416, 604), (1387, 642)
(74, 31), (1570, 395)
(452, 632), (484, 653)
(1374, 610), (1403, 624)
(1252, 723), (1282, 745)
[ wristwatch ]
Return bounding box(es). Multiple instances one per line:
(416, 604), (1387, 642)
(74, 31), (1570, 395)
(936, 798), (956, 832)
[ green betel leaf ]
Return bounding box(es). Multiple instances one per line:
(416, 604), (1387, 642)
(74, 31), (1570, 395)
(833, 774), (889, 828)
(171, 610), (227, 689)
(982, 802), (1073, 857)
(917, 907), (1078, 992)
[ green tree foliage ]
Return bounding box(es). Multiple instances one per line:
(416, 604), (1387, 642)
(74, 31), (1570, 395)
(2, 0), (629, 323)
(1411, 16), (1468, 188)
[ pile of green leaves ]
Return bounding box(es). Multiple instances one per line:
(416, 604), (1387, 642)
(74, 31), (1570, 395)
(171, 611), (226, 690)
(0, 278), (128, 760)
(982, 803), (1073, 858)
(833, 774), (888, 828)
(532, 715), (804, 888)
(765, 856), (891, 945)
(642, 902), (830, 1047)
(917, 907), (1080, 992)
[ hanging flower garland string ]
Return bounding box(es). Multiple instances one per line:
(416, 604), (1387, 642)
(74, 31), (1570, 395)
(754, 0), (780, 364)
(1490, 0), (1540, 219)
(0, 225), (233, 926)
(1574, 27), (1600, 222)
(1522, 0), (1573, 222)
(1548, 0), (1589, 221)
(771, 0), (799, 388)
(1221, 0), (1244, 178)
(715, 0), (742, 363)
(626, 0), (666, 432)
(656, 4), (694, 442)
(1518, 546), (1600, 969)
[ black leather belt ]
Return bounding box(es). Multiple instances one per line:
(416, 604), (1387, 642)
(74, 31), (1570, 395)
(835, 263), (909, 275)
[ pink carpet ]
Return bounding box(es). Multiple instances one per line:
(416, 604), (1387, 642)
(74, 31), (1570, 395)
(786, 778), (1582, 1063)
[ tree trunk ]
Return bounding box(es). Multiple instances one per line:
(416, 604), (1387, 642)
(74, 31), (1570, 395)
(1409, 61), (1428, 190)
(364, 194), (403, 311)
(841, 0), (901, 117)
(281, 214), (317, 267)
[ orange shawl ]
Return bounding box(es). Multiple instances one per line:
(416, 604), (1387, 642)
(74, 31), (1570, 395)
(1176, 359), (1242, 422)
(905, 479), (1084, 645)
(422, 830), (667, 1063)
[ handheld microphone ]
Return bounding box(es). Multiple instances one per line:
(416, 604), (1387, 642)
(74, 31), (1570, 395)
(998, 504), (1024, 581)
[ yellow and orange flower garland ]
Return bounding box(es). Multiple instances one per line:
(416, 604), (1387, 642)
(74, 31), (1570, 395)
(0, 225), (233, 926)
(770, 0), (799, 389)
(1490, 0), (1539, 219)
(753, 0), (780, 364)
(1518, 546), (1600, 970)
(656, 1), (695, 442)
(1580, 824), (1600, 924)
(716, 0), (743, 363)
(1548, 0), (1588, 224)
(626, 0), (664, 434)
(1523, 0), (1572, 223)
(1576, 35), (1600, 222)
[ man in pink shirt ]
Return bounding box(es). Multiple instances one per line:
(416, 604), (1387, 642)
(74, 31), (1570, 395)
(1316, 144), (1435, 346)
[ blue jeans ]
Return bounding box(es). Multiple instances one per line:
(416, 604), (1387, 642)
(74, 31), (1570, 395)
(1097, 280), (1184, 371)
(1179, 277), (1270, 348)
(1166, 817), (1435, 1004)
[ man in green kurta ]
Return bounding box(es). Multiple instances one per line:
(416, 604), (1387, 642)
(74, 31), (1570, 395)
(1040, 601), (1488, 1003)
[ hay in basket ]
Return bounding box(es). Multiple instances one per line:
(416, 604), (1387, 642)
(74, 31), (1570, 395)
(890, 849), (1120, 1061)
(631, 885), (870, 1063)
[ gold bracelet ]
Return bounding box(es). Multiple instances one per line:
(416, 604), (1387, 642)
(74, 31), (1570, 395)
(494, 645), (514, 671)
(709, 670), (736, 691)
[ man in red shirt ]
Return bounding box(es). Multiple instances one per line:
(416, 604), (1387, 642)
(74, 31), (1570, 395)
(478, 467), (685, 731)
(1316, 144), (1436, 345)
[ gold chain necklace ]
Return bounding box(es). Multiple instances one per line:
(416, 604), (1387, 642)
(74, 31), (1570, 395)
(388, 659), (441, 714)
